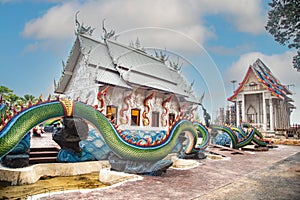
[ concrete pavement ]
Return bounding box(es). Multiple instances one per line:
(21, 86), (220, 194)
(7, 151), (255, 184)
(35, 144), (300, 200)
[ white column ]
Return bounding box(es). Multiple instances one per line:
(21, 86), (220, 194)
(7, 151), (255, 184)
(241, 94), (245, 122)
(269, 98), (274, 131)
(236, 101), (240, 126)
(262, 93), (267, 131)
(274, 100), (277, 128)
(283, 102), (288, 129)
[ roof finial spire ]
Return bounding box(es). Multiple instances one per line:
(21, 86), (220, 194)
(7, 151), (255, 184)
(75, 11), (95, 36)
(102, 19), (115, 40)
(169, 57), (182, 71)
(155, 50), (169, 63)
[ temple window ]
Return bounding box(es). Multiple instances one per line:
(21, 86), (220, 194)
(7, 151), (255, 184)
(106, 105), (118, 124)
(249, 82), (258, 91)
(131, 109), (140, 126)
(152, 111), (159, 127)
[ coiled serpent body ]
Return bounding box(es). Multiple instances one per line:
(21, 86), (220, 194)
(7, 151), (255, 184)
(212, 122), (266, 148)
(0, 99), (210, 161)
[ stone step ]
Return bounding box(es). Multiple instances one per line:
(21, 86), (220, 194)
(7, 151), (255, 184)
(29, 157), (58, 164)
(30, 146), (59, 152)
(29, 151), (58, 158)
(29, 146), (60, 164)
(3, 154), (30, 168)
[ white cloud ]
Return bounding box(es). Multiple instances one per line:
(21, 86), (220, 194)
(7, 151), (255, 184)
(225, 51), (300, 123)
(225, 51), (298, 84)
(199, 0), (267, 34)
(21, 0), (267, 49)
(22, 2), (77, 39)
(22, 0), (203, 40)
(18, 0), (274, 121)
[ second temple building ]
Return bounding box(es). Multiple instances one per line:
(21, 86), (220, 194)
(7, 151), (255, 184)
(228, 59), (295, 133)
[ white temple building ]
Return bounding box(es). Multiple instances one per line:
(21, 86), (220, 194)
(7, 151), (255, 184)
(54, 22), (200, 131)
(228, 59), (295, 133)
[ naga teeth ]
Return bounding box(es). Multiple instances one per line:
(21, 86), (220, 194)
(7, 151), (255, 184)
(47, 94), (51, 102)
(20, 103), (24, 111)
(13, 106), (19, 114)
(1, 116), (5, 126)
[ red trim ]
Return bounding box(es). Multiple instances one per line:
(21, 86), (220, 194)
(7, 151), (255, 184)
(227, 66), (252, 101)
(228, 64), (288, 102)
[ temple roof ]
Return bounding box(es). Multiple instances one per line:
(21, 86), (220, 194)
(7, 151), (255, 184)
(55, 34), (198, 103)
(228, 59), (293, 102)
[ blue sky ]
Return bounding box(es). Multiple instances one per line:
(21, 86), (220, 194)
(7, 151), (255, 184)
(0, 0), (299, 123)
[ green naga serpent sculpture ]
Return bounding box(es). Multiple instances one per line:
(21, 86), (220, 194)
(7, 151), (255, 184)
(0, 98), (210, 163)
(211, 122), (267, 149)
(231, 122), (267, 147)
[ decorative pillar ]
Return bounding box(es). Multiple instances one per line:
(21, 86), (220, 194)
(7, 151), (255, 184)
(262, 92), (267, 131)
(236, 101), (240, 125)
(269, 98), (274, 131)
(274, 100), (277, 128)
(279, 100), (283, 129)
(241, 94), (245, 122)
(283, 102), (288, 129)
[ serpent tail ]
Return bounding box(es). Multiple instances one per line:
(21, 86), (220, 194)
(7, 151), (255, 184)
(0, 99), (206, 162)
(0, 101), (64, 158)
(212, 122), (265, 149)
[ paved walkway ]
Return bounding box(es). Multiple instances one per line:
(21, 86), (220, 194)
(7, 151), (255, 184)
(34, 144), (299, 200)
(30, 132), (60, 148)
(197, 151), (300, 200)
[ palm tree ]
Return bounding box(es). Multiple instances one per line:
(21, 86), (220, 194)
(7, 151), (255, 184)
(0, 85), (38, 112)
(0, 85), (13, 101)
(22, 94), (37, 103)
(6, 93), (20, 110)
(0, 85), (13, 94)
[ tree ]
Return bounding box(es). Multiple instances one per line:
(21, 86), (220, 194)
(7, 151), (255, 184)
(265, 0), (300, 71)
(0, 85), (14, 107)
(0, 85), (37, 111)
(0, 85), (13, 98)
(6, 93), (20, 108)
(22, 94), (37, 103)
